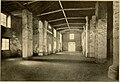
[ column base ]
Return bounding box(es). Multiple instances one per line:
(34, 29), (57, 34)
(108, 65), (119, 80)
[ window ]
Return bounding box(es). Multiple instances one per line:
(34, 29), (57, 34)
(1, 13), (6, 27)
(1, 13), (11, 28)
(70, 34), (74, 39)
(2, 38), (9, 50)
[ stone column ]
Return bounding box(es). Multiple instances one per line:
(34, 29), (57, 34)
(53, 28), (57, 53)
(95, 2), (107, 62)
(22, 9), (33, 58)
(56, 31), (60, 52)
(38, 20), (44, 56)
(85, 16), (88, 57)
(108, 1), (119, 80)
(60, 33), (62, 51)
(88, 15), (96, 57)
(81, 25), (86, 55)
(43, 21), (48, 55)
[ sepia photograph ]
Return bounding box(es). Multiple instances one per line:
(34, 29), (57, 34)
(1, 0), (119, 81)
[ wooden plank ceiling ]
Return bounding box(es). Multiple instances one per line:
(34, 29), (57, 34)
(1, 1), (96, 31)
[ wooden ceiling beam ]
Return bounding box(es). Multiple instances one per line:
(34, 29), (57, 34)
(59, 0), (70, 29)
(53, 23), (85, 27)
(56, 27), (83, 30)
(37, 9), (62, 16)
(23, 1), (37, 5)
(64, 8), (95, 11)
(48, 17), (85, 23)
(37, 8), (94, 16)
(53, 23), (67, 27)
(67, 17), (85, 20)
(48, 18), (65, 22)
(59, 29), (82, 33)
(14, 2), (25, 8)
(69, 23), (85, 25)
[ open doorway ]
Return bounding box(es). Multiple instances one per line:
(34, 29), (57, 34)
(68, 42), (76, 52)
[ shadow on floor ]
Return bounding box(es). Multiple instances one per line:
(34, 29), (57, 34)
(28, 57), (96, 64)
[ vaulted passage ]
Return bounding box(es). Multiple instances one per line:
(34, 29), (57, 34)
(1, 1), (119, 81)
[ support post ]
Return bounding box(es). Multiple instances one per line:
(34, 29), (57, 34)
(43, 21), (48, 55)
(85, 16), (88, 57)
(108, 1), (119, 80)
(22, 9), (33, 58)
(60, 33), (62, 51)
(38, 21), (44, 56)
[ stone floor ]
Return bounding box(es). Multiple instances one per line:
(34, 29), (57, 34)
(1, 52), (115, 81)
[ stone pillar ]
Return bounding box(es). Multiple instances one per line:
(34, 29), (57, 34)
(81, 25), (86, 55)
(53, 28), (57, 53)
(108, 1), (119, 80)
(88, 15), (96, 57)
(60, 33), (62, 51)
(95, 2), (107, 62)
(43, 21), (48, 55)
(56, 31), (60, 52)
(85, 16), (88, 57)
(94, 2), (99, 59)
(38, 20), (44, 56)
(22, 9), (33, 58)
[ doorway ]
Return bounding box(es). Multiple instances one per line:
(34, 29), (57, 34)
(68, 42), (75, 52)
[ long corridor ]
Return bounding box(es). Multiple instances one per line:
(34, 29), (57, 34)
(2, 52), (112, 81)
(1, 1), (119, 81)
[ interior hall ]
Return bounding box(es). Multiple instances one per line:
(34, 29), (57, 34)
(1, 1), (119, 81)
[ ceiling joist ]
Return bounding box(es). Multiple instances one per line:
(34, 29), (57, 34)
(60, 29), (82, 33)
(23, 1), (37, 5)
(53, 23), (67, 27)
(69, 23), (85, 25)
(48, 17), (85, 23)
(53, 23), (85, 27)
(37, 9), (61, 16)
(64, 8), (95, 11)
(56, 27), (83, 30)
(37, 8), (94, 16)
(59, 0), (70, 29)
(48, 18), (65, 22)
(67, 17), (85, 20)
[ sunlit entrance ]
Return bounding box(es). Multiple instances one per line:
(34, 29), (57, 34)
(68, 42), (75, 52)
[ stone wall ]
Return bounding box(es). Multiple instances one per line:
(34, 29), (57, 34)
(1, 16), (22, 58)
(56, 31), (60, 52)
(33, 18), (39, 55)
(88, 2), (107, 62)
(62, 30), (82, 51)
(47, 32), (53, 54)
(108, 1), (119, 80)
(88, 16), (96, 57)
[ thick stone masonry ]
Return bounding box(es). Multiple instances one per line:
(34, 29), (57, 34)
(43, 21), (48, 55)
(88, 2), (107, 63)
(108, 1), (119, 80)
(38, 20), (44, 56)
(22, 9), (33, 58)
(88, 16), (96, 57)
(33, 18), (39, 55)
